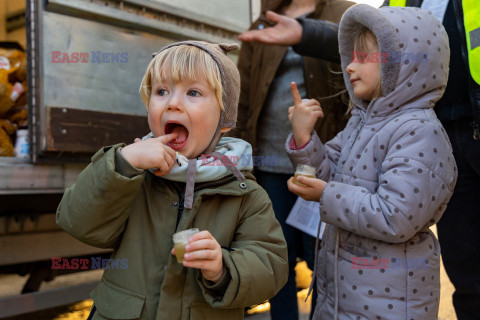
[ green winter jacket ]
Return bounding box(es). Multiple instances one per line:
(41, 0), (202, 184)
(56, 144), (288, 320)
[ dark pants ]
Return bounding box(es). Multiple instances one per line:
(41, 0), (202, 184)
(255, 170), (317, 320)
(437, 119), (480, 320)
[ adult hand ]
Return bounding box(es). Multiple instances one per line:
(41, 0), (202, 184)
(171, 230), (225, 283)
(287, 176), (326, 202)
(288, 82), (323, 146)
(120, 133), (178, 176)
(238, 11), (303, 46)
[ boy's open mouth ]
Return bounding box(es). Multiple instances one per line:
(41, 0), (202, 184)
(164, 122), (189, 151)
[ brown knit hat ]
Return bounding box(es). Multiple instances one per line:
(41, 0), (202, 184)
(153, 41), (240, 133)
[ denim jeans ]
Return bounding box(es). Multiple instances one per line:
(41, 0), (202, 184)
(255, 170), (317, 320)
(436, 119), (480, 320)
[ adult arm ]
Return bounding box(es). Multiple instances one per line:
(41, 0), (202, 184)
(238, 10), (341, 63)
(292, 17), (341, 62)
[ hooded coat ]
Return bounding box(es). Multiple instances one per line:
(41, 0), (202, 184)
(286, 5), (457, 319)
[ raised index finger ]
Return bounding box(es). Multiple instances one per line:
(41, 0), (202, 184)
(290, 82), (302, 106)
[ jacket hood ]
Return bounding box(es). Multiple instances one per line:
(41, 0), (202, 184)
(338, 5), (450, 117)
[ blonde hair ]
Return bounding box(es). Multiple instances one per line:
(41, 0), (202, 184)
(139, 45), (224, 110)
(346, 27), (383, 114)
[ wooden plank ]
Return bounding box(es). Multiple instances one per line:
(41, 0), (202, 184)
(0, 231), (111, 266)
(0, 281), (99, 318)
(0, 162), (65, 191)
(46, 106), (149, 153)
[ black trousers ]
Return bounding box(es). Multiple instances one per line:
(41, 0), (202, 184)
(437, 119), (480, 320)
(256, 170), (318, 320)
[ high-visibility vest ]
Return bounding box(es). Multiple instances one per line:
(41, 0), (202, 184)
(390, 0), (480, 85)
(389, 0), (407, 6)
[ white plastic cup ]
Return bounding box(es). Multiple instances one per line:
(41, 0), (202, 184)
(173, 228), (199, 263)
(14, 129), (29, 159)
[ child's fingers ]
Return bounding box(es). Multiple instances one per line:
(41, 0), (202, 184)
(185, 239), (215, 252)
(134, 138), (142, 143)
(315, 110), (324, 119)
(188, 230), (214, 242)
(158, 158), (172, 173)
(296, 176), (321, 188)
(163, 150), (175, 168)
(164, 145), (177, 162)
(287, 177), (307, 196)
(157, 133), (179, 145)
(308, 105), (322, 113)
(184, 249), (217, 261)
(171, 248), (175, 255)
(290, 82), (303, 106)
(182, 259), (210, 269)
(302, 99), (321, 108)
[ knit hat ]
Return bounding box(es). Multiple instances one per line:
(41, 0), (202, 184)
(151, 41), (244, 209)
(152, 41), (240, 154)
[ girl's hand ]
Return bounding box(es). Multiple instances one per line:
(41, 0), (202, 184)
(120, 133), (178, 176)
(288, 82), (323, 146)
(287, 175), (327, 202)
(171, 230), (225, 283)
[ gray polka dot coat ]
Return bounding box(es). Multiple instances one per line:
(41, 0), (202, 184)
(286, 5), (457, 320)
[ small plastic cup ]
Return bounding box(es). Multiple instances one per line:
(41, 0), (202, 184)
(173, 228), (199, 263)
(293, 164), (316, 186)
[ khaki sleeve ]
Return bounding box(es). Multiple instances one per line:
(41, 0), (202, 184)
(56, 144), (145, 249)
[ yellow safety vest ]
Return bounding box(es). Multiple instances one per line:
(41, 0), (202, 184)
(390, 0), (480, 85)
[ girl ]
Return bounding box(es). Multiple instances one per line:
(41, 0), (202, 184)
(286, 5), (456, 320)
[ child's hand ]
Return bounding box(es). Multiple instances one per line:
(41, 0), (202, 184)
(171, 230), (225, 283)
(287, 175), (327, 202)
(288, 82), (323, 146)
(120, 133), (178, 176)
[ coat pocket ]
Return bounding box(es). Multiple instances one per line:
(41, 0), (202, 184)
(189, 302), (243, 320)
(90, 280), (145, 319)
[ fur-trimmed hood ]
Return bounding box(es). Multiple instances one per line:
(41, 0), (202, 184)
(338, 5), (450, 117)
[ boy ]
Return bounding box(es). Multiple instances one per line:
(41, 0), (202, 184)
(56, 41), (288, 320)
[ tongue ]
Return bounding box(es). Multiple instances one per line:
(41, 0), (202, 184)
(171, 125), (188, 143)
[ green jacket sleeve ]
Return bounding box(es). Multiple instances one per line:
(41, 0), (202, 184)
(56, 144), (145, 249)
(197, 186), (288, 308)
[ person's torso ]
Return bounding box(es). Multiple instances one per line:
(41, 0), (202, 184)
(256, 46), (307, 174)
(90, 173), (260, 320)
